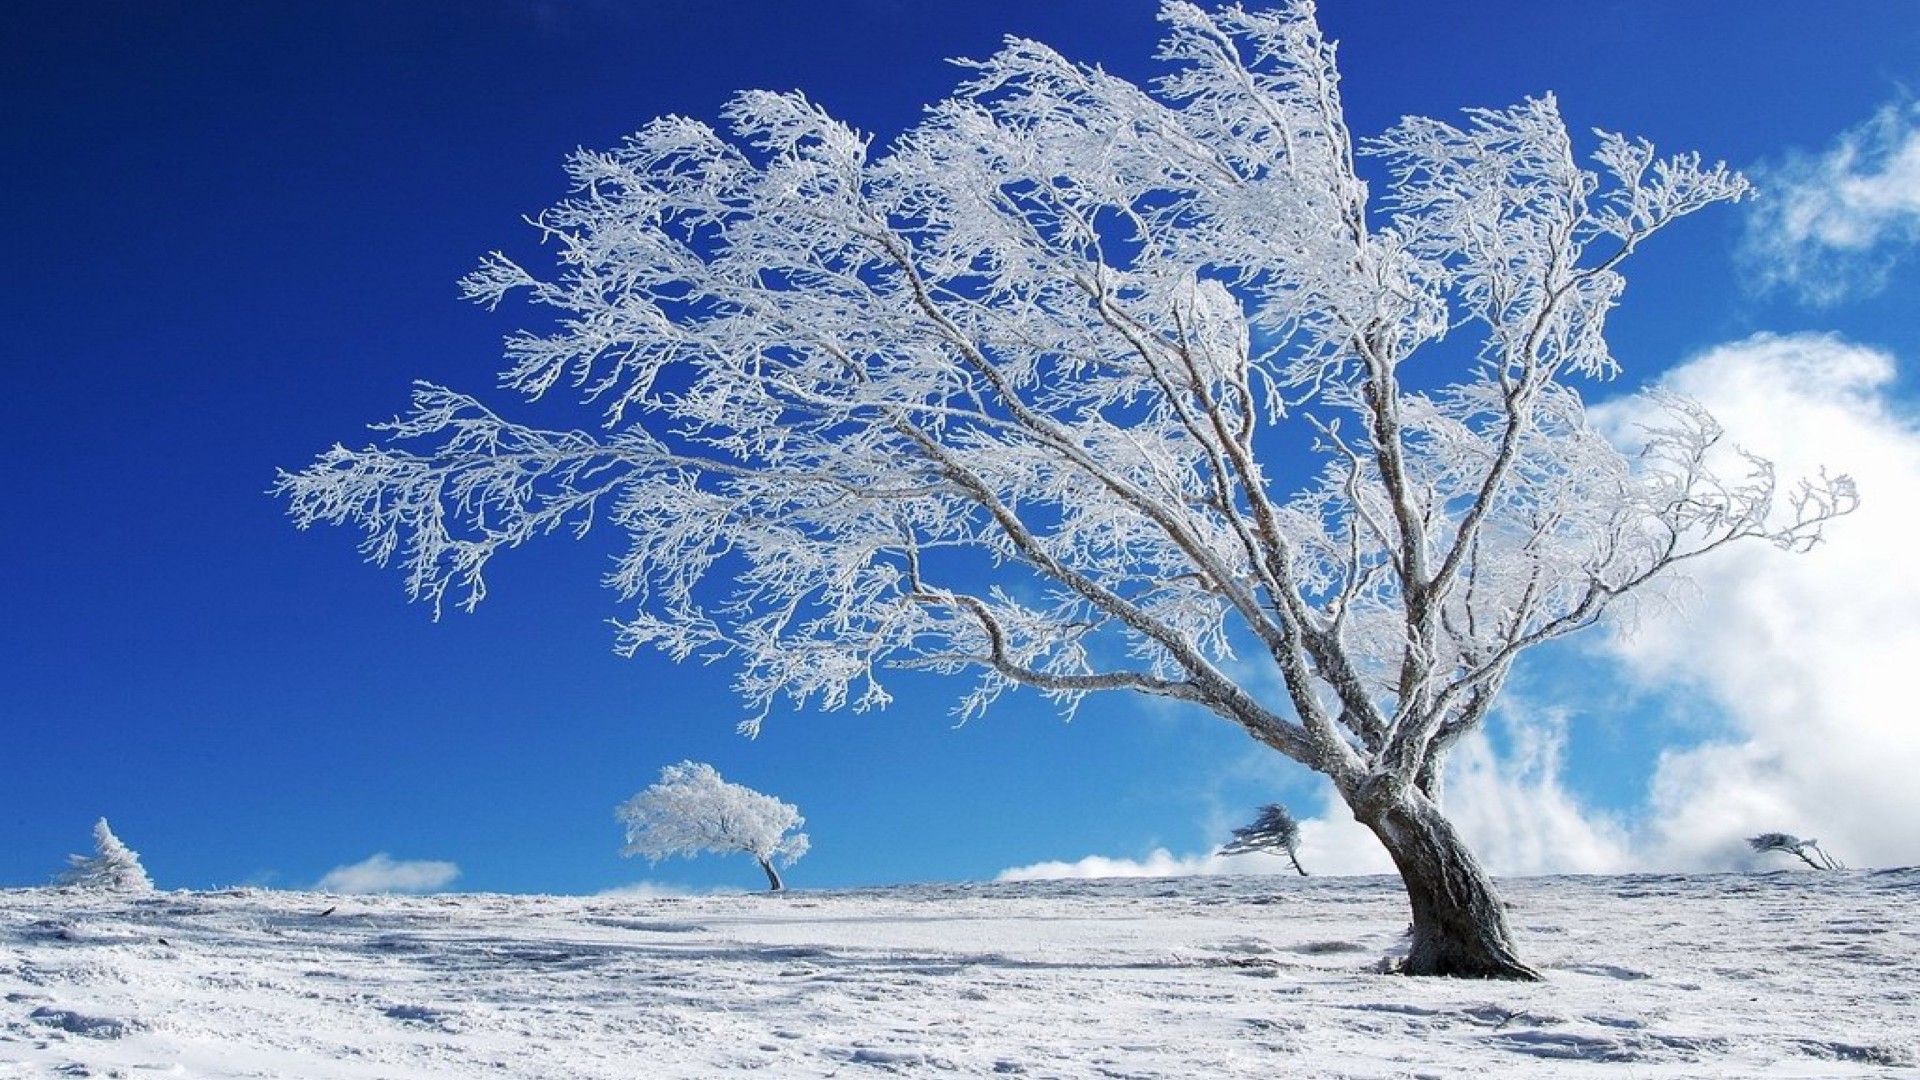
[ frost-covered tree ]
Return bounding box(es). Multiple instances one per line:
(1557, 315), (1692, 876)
(1748, 832), (1844, 871)
(56, 818), (154, 892)
(279, 3), (1854, 977)
(616, 761), (809, 891)
(1222, 803), (1307, 876)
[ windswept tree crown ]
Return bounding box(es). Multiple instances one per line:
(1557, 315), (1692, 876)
(618, 761), (810, 869)
(281, 1), (1851, 795)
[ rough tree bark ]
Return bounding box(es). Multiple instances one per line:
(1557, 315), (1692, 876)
(1353, 788), (1540, 980)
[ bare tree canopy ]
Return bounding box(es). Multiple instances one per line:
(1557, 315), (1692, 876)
(280, 2), (1853, 976)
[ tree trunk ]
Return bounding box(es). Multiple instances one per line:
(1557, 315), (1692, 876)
(1356, 790), (1540, 980)
(757, 856), (785, 893)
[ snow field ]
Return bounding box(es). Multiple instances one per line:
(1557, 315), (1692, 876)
(2, 870), (1915, 1078)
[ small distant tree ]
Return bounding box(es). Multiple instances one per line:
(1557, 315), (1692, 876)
(56, 818), (154, 892)
(1748, 832), (1844, 871)
(1221, 803), (1308, 876)
(616, 761), (810, 891)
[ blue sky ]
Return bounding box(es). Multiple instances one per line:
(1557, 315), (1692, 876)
(6, 2), (1919, 894)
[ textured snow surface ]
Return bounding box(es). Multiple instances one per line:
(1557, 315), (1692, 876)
(2, 871), (1915, 1078)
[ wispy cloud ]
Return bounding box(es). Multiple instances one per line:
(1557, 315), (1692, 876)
(1441, 709), (1634, 876)
(994, 724), (1625, 882)
(995, 787), (1395, 882)
(996, 841), (1373, 881)
(315, 853), (461, 894)
(997, 848), (1231, 881)
(596, 880), (733, 899)
(1744, 100), (1920, 305)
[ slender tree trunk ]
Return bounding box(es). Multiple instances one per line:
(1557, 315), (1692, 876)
(1355, 790), (1540, 980)
(757, 856), (785, 893)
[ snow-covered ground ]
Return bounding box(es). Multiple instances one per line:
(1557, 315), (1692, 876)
(3, 870), (1914, 1078)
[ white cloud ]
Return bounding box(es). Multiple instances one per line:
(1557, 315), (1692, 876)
(1288, 803), (1396, 876)
(1390, 332), (1920, 876)
(596, 880), (736, 898)
(1744, 100), (1920, 304)
(996, 787), (1396, 882)
(316, 853), (461, 894)
(994, 723), (1630, 883)
(1592, 331), (1920, 871)
(997, 848), (1232, 881)
(1438, 333), (1920, 875)
(1442, 710), (1634, 876)
(994, 842), (1377, 882)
